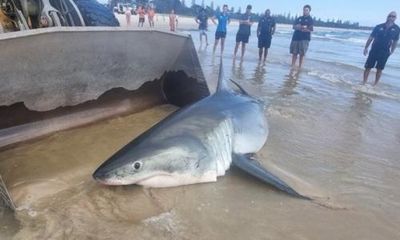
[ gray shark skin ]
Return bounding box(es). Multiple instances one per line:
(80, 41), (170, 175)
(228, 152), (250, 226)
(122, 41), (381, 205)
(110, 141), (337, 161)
(93, 59), (307, 199)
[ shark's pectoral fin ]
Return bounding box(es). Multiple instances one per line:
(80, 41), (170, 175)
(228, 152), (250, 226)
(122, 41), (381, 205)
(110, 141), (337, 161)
(232, 153), (311, 200)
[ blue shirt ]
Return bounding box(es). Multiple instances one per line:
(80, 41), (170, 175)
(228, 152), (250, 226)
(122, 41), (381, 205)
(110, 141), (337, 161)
(371, 23), (400, 53)
(292, 15), (314, 41)
(216, 13), (230, 32)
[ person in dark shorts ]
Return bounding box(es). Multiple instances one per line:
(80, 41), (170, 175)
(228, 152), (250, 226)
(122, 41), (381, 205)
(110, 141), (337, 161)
(196, 8), (209, 45)
(234, 5), (253, 60)
(290, 5), (313, 68)
(363, 11), (399, 86)
(137, 6), (145, 27)
(257, 9), (276, 62)
(212, 4), (230, 54)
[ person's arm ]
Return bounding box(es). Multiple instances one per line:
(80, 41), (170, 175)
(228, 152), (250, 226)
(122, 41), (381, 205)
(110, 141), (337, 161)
(257, 20), (261, 37)
(391, 40), (398, 55)
(364, 26), (378, 56)
(211, 16), (217, 25)
(301, 18), (313, 32)
(364, 36), (374, 56)
(272, 20), (276, 35)
(293, 18), (301, 30)
(391, 31), (399, 55)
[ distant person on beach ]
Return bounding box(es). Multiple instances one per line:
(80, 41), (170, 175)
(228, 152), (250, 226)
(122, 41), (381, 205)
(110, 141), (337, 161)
(125, 7), (132, 26)
(148, 6), (155, 27)
(196, 8), (209, 45)
(290, 5), (314, 68)
(212, 4), (230, 54)
(169, 9), (178, 32)
(137, 6), (145, 27)
(234, 5), (254, 60)
(257, 9), (276, 62)
(363, 11), (399, 86)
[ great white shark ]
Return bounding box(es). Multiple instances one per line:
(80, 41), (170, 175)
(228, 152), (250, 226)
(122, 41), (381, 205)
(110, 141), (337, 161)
(93, 59), (307, 198)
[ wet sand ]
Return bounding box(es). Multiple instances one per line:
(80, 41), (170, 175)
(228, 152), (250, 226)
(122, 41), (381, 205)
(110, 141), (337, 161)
(0, 102), (398, 239)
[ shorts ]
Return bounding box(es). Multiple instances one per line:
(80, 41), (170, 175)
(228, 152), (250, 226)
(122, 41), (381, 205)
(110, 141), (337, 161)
(139, 17), (145, 23)
(365, 50), (390, 70)
(258, 36), (272, 49)
(215, 31), (226, 40)
(199, 29), (207, 35)
(290, 40), (309, 55)
(236, 33), (250, 44)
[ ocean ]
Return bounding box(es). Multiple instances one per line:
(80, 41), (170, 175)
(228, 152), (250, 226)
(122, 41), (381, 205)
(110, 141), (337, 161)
(0, 23), (399, 239)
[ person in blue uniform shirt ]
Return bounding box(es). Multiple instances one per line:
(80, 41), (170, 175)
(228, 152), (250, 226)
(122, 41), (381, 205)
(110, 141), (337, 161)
(363, 11), (399, 86)
(257, 9), (276, 62)
(290, 5), (313, 68)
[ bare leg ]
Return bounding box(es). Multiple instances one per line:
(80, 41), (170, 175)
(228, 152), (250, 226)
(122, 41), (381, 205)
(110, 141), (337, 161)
(264, 48), (269, 62)
(220, 38), (226, 54)
(291, 54), (298, 67)
(363, 68), (371, 84)
(374, 69), (383, 86)
(213, 39), (220, 53)
(199, 33), (203, 44)
(259, 48), (263, 61)
(299, 55), (305, 68)
(241, 43), (246, 60)
(205, 34), (208, 45)
(234, 42), (240, 58)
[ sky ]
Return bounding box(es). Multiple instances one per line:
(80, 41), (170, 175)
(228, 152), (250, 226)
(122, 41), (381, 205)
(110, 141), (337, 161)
(98, 0), (399, 26)
(197, 0), (399, 26)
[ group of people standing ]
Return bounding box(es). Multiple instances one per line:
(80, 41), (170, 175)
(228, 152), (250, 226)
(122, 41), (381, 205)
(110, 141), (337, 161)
(196, 4), (313, 68)
(195, 4), (399, 86)
(125, 6), (155, 28)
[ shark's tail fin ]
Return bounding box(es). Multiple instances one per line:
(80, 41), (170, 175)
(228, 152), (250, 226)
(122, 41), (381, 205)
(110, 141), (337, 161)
(233, 154), (311, 200)
(216, 57), (230, 93)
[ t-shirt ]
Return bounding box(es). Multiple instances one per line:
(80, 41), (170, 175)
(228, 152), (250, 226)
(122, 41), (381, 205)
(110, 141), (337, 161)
(237, 13), (253, 36)
(370, 23), (400, 52)
(197, 12), (208, 30)
(291, 15), (314, 41)
(216, 13), (230, 32)
(258, 16), (276, 38)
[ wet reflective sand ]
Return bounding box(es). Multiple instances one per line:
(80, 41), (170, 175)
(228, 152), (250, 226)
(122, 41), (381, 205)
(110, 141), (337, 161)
(1, 97), (399, 239)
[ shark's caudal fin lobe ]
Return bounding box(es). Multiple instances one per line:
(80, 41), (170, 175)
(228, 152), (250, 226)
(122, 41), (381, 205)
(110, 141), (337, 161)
(232, 154), (311, 200)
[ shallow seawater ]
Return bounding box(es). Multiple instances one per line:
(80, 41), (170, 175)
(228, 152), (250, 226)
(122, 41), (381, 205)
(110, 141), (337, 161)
(1, 24), (400, 239)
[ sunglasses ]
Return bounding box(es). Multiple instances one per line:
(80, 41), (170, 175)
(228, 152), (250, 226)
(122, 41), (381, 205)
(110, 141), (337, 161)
(388, 15), (397, 18)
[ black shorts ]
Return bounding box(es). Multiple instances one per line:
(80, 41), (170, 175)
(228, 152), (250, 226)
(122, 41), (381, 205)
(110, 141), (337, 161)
(236, 33), (250, 44)
(258, 36), (272, 49)
(365, 50), (391, 70)
(139, 17), (145, 23)
(215, 31), (226, 40)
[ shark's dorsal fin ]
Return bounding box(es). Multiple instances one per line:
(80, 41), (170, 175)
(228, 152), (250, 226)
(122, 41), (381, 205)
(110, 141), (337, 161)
(216, 57), (230, 93)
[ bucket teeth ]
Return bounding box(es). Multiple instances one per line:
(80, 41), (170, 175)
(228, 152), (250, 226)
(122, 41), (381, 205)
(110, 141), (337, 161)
(0, 175), (15, 211)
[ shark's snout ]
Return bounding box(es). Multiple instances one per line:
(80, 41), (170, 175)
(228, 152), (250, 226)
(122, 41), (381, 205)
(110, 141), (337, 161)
(92, 166), (110, 184)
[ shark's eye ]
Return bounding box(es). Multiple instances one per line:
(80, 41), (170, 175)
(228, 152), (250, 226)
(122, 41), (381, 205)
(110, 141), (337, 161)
(133, 161), (142, 171)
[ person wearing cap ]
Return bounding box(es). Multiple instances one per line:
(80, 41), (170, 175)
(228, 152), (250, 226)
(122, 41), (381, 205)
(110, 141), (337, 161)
(290, 5), (313, 68)
(212, 4), (230, 54)
(363, 11), (399, 86)
(234, 5), (254, 60)
(257, 9), (276, 62)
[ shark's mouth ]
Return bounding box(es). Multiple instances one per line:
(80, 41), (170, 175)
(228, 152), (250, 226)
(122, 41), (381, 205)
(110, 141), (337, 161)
(135, 173), (183, 188)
